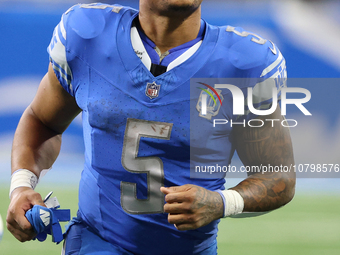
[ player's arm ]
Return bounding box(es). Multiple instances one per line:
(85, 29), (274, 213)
(161, 107), (295, 230)
(7, 63), (81, 242)
(231, 106), (296, 212)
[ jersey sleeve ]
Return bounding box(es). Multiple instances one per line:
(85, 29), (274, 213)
(224, 25), (287, 120)
(47, 11), (74, 96)
(47, 3), (126, 98)
(242, 41), (287, 119)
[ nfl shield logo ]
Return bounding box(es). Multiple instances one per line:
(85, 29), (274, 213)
(145, 82), (161, 99)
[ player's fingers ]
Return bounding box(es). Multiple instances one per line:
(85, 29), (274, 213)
(167, 213), (196, 225)
(15, 213), (33, 231)
(7, 209), (33, 234)
(174, 223), (196, 231)
(161, 184), (191, 195)
(6, 221), (35, 242)
(7, 189), (40, 232)
(164, 202), (190, 214)
(165, 187), (199, 204)
(167, 213), (185, 225)
(164, 192), (190, 203)
(7, 200), (32, 231)
(7, 223), (33, 242)
(7, 205), (36, 241)
(160, 187), (171, 195)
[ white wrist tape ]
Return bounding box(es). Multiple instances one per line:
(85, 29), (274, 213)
(217, 189), (244, 217)
(9, 169), (38, 197)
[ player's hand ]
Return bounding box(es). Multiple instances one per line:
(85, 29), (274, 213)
(6, 187), (45, 242)
(161, 184), (224, 231)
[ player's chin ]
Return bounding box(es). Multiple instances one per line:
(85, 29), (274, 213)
(160, 0), (202, 15)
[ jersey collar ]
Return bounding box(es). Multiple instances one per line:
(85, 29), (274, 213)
(116, 10), (219, 82)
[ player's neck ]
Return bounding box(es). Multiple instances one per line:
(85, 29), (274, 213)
(138, 6), (202, 54)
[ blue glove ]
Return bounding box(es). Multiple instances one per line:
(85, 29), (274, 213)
(25, 197), (70, 243)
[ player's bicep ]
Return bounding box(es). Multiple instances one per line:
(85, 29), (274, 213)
(30, 63), (81, 134)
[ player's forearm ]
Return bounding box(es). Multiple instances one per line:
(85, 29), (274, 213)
(232, 125), (296, 212)
(11, 106), (62, 177)
(230, 171), (295, 212)
(233, 108), (296, 212)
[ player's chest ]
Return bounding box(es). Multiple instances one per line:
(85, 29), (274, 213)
(80, 67), (189, 137)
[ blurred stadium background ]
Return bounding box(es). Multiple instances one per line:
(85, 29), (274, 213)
(0, 0), (339, 254)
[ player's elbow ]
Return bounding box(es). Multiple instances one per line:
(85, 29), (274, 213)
(281, 172), (296, 206)
(283, 186), (295, 206)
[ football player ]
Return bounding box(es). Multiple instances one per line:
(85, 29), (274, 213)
(7, 1), (295, 254)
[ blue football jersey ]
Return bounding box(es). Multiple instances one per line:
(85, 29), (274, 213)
(47, 3), (286, 255)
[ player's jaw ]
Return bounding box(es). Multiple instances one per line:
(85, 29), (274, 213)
(141, 0), (203, 16)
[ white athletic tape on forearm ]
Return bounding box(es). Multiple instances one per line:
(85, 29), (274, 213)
(217, 189), (244, 217)
(9, 169), (38, 197)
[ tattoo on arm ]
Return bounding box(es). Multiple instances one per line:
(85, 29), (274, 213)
(232, 110), (296, 212)
(192, 186), (224, 222)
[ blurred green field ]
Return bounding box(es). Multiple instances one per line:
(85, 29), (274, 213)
(0, 185), (339, 255)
